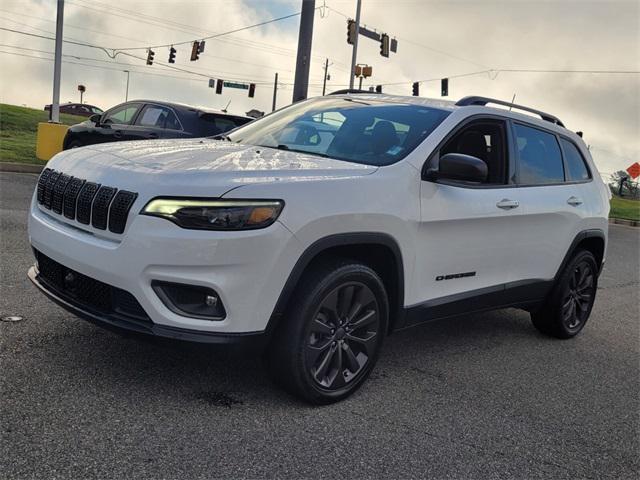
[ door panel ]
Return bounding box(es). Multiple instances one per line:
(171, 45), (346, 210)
(417, 182), (526, 302)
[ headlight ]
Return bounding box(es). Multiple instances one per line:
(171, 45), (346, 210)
(140, 198), (284, 230)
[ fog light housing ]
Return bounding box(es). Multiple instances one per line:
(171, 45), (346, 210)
(152, 281), (226, 320)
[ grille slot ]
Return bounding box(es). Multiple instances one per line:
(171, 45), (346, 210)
(51, 174), (71, 214)
(108, 191), (137, 234)
(37, 168), (52, 204)
(91, 186), (117, 230)
(43, 171), (61, 209)
(35, 169), (137, 235)
(35, 250), (150, 323)
(63, 177), (85, 219)
(76, 182), (100, 225)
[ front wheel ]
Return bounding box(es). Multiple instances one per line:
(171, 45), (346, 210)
(531, 249), (598, 339)
(268, 259), (388, 404)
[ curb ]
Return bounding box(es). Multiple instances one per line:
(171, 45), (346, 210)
(0, 162), (44, 174)
(609, 218), (639, 228)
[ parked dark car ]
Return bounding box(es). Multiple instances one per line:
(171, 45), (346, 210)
(62, 100), (253, 150)
(44, 103), (104, 118)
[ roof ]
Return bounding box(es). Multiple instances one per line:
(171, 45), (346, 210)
(327, 92), (570, 133)
(125, 99), (251, 119)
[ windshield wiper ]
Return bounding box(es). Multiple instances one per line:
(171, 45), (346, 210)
(272, 144), (331, 158)
(211, 134), (231, 141)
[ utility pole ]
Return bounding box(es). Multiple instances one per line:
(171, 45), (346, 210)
(348, 0), (362, 90)
(272, 72), (278, 112)
(123, 70), (130, 101)
(292, 0), (315, 102)
(322, 58), (330, 95)
(50, 0), (64, 123)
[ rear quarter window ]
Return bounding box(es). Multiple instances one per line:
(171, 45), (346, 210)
(561, 138), (591, 181)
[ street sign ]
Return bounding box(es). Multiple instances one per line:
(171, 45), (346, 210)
(223, 81), (249, 90)
(626, 162), (640, 179)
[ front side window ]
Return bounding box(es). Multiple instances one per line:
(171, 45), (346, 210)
(226, 97), (450, 166)
(440, 120), (508, 184)
(102, 103), (141, 125)
(561, 138), (591, 181)
(514, 123), (564, 185)
(136, 105), (180, 130)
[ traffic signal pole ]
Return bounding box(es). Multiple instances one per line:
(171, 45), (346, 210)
(292, 0), (315, 102)
(272, 72), (278, 111)
(50, 0), (64, 123)
(348, 0), (362, 90)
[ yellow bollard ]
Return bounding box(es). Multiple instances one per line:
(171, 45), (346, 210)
(36, 122), (69, 161)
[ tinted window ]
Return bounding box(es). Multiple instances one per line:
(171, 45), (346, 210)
(137, 105), (181, 130)
(227, 96), (450, 166)
(514, 124), (564, 184)
(103, 103), (141, 125)
(441, 120), (507, 184)
(199, 115), (249, 136)
(561, 138), (590, 181)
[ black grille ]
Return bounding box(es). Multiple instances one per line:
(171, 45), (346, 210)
(91, 186), (117, 230)
(35, 250), (150, 323)
(51, 174), (71, 214)
(63, 177), (85, 219)
(43, 170), (61, 209)
(108, 191), (138, 234)
(37, 168), (52, 204)
(35, 169), (137, 234)
(76, 182), (100, 225)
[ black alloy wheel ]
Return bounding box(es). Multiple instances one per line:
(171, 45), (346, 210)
(561, 259), (596, 332)
(268, 259), (388, 404)
(305, 282), (380, 390)
(531, 249), (598, 339)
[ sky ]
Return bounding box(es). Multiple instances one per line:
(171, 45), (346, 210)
(0, 0), (638, 176)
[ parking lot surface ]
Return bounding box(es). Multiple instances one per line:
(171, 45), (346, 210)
(1, 172), (638, 479)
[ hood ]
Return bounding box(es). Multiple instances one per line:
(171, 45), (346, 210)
(48, 138), (377, 196)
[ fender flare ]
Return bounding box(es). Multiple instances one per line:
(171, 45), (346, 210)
(265, 232), (405, 336)
(554, 229), (606, 281)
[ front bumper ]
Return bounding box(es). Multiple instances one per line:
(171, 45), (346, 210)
(28, 196), (302, 335)
(28, 265), (268, 348)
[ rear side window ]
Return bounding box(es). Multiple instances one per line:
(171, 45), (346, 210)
(137, 105), (181, 130)
(561, 138), (591, 181)
(199, 115), (246, 135)
(514, 124), (564, 185)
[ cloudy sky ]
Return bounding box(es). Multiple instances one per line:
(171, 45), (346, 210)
(1, 0), (638, 175)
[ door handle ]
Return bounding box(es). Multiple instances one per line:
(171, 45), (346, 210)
(567, 196), (583, 207)
(113, 130), (123, 139)
(496, 199), (519, 210)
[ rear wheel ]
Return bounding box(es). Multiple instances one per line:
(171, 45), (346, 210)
(531, 249), (598, 339)
(268, 259), (388, 404)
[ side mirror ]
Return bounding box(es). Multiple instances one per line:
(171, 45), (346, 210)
(89, 113), (101, 125)
(431, 153), (488, 183)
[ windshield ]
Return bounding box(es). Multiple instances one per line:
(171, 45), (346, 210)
(226, 96), (450, 166)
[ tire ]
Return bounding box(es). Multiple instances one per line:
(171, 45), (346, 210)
(268, 258), (389, 404)
(67, 140), (83, 149)
(531, 249), (598, 339)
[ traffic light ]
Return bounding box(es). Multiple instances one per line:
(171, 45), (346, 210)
(208, 79), (215, 88)
(190, 41), (200, 61)
(375, 85), (382, 93)
(168, 46), (176, 64)
(441, 78), (449, 96)
(412, 82), (419, 96)
(248, 83), (256, 98)
(380, 33), (390, 57)
(216, 79), (223, 94)
(347, 19), (356, 45)
(198, 40), (206, 54)
(146, 49), (155, 65)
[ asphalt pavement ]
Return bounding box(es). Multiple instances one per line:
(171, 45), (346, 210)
(1, 172), (638, 479)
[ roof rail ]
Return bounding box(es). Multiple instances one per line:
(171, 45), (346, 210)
(455, 96), (565, 127)
(328, 89), (380, 95)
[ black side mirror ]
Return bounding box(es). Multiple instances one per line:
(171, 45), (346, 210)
(431, 153), (488, 183)
(89, 113), (101, 125)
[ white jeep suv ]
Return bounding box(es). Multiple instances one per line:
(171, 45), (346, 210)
(28, 93), (610, 403)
